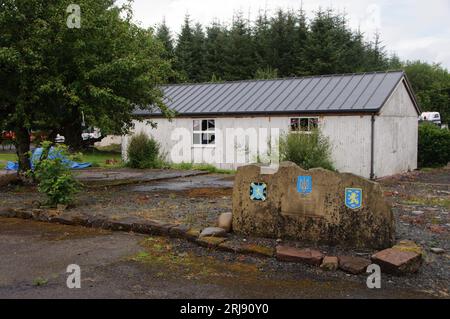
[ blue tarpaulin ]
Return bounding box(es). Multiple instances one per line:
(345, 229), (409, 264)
(4, 147), (92, 171)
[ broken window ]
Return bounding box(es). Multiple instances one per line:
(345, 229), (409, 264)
(193, 119), (216, 145)
(290, 117), (319, 132)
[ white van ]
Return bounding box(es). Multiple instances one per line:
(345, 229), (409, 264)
(420, 112), (441, 126)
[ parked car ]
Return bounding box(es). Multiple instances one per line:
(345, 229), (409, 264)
(81, 127), (102, 141)
(55, 134), (65, 143)
(54, 128), (102, 145)
(420, 112), (441, 126)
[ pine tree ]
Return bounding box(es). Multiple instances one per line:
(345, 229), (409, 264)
(254, 66), (279, 79)
(156, 19), (174, 60)
(253, 10), (271, 72)
(204, 22), (228, 81)
(387, 53), (402, 70)
(293, 9), (309, 75)
(223, 12), (256, 80)
(174, 15), (195, 82)
(267, 10), (298, 77)
(171, 8), (395, 81)
(190, 23), (207, 82)
(304, 9), (341, 74)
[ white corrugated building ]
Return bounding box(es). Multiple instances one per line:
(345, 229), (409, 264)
(123, 71), (420, 179)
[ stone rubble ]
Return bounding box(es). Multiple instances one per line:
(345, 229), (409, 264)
(338, 256), (371, 274)
(199, 227), (228, 238)
(276, 246), (324, 266)
(320, 256), (339, 271)
(217, 212), (233, 232)
(371, 248), (422, 275)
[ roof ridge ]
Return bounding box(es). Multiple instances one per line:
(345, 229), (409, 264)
(135, 70), (409, 116)
(161, 70), (405, 87)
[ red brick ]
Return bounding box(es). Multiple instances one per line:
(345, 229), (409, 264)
(338, 256), (371, 274)
(276, 246), (324, 266)
(371, 248), (422, 275)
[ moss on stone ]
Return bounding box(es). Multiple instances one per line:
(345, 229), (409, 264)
(196, 236), (227, 248)
(392, 240), (424, 257)
(242, 244), (274, 257)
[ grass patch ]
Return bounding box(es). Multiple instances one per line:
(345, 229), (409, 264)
(32, 277), (48, 287)
(402, 196), (450, 209)
(170, 162), (234, 174)
(0, 153), (18, 169)
(129, 237), (258, 280)
(81, 150), (122, 168)
(95, 143), (121, 153)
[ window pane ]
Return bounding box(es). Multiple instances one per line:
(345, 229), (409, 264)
(300, 118), (309, 131)
(193, 120), (200, 131)
(202, 133), (208, 144)
(208, 134), (216, 145)
(202, 120), (208, 131)
(193, 133), (201, 144)
(309, 118), (318, 130)
(290, 118), (299, 131)
(208, 120), (215, 130)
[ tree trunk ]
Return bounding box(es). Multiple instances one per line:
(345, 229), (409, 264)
(15, 126), (31, 174)
(63, 120), (83, 151)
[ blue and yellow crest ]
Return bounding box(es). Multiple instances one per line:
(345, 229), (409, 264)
(345, 188), (362, 209)
(250, 182), (267, 201)
(297, 176), (312, 194)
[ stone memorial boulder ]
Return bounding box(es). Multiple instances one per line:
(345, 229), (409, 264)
(232, 162), (395, 249)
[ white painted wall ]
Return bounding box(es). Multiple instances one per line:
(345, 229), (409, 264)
(374, 81), (419, 178)
(122, 79), (419, 179)
(122, 114), (373, 177)
(321, 115), (372, 178)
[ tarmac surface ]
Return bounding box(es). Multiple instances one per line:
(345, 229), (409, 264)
(0, 218), (434, 299)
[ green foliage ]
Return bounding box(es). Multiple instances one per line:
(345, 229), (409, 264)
(171, 162), (194, 170)
(174, 16), (205, 82)
(31, 142), (80, 206)
(32, 277), (48, 287)
(0, 0), (174, 169)
(170, 162), (234, 174)
(156, 19), (175, 60)
(404, 61), (450, 123)
(279, 130), (335, 170)
(254, 66), (278, 79)
(418, 123), (450, 167)
(126, 133), (163, 169)
(163, 8), (397, 83)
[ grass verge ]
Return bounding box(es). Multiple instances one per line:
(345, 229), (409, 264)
(170, 162), (234, 174)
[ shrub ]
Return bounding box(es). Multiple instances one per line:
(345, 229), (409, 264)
(126, 132), (164, 169)
(279, 129), (335, 170)
(31, 142), (80, 206)
(418, 122), (450, 167)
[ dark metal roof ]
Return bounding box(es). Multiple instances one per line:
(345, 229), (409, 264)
(135, 71), (414, 116)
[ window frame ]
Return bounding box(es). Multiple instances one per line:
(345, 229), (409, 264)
(289, 117), (319, 133)
(193, 119), (216, 147)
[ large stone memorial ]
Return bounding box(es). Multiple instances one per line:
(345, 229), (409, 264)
(232, 162), (395, 249)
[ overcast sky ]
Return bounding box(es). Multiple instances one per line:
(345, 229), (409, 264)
(120, 0), (450, 69)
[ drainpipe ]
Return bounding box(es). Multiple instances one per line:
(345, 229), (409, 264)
(370, 114), (376, 180)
